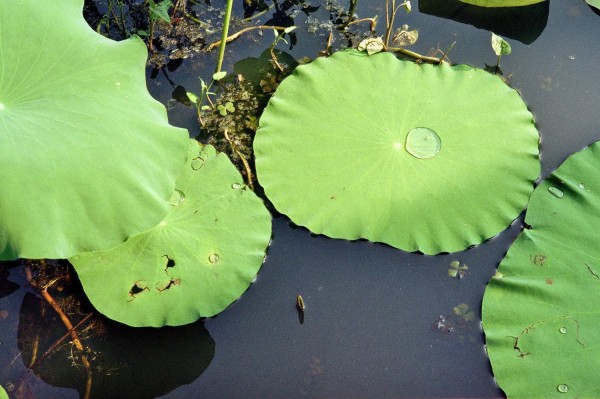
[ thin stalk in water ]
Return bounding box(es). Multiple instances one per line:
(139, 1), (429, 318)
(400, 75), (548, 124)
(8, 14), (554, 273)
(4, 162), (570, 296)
(340, 0), (358, 30)
(216, 0), (234, 74)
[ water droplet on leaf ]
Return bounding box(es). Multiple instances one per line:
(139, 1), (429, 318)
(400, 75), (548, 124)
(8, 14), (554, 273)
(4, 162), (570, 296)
(231, 182), (242, 189)
(405, 127), (441, 159)
(559, 327), (567, 334)
(557, 384), (568, 393)
(0, 102), (5, 110)
(208, 253), (220, 263)
(548, 187), (564, 198)
(168, 189), (185, 206)
(578, 183), (585, 189)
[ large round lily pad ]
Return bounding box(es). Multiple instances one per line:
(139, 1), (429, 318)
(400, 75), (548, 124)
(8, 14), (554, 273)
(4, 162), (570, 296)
(254, 50), (539, 254)
(70, 140), (272, 327)
(482, 142), (600, 397)
(0, 0), (189, 259)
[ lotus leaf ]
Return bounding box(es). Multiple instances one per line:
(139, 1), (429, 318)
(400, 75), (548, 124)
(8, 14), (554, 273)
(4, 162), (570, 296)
(70, 140), (272, 327)
(586, 0), (600, 10)
(482, 142), (600, 397)
(0, 385), (6, 399)
(254, 50), (539, 254)
(459, 0), (546, 6)
(0, 0), (189, 259)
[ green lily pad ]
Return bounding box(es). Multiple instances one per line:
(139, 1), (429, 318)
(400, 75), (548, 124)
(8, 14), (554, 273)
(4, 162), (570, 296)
(0, 0), (189, 259)
(459, 0), (546, 6)
(586, 0), (600, 10)
(0, 385), (7, 399)
(254, 50), (539, 254)
(70, 140), (272, 327)
(482, 142), (600, 397)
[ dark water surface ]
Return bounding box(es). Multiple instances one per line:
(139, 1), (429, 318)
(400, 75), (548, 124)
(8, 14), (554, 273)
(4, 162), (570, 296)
(2, 0), (600, 398)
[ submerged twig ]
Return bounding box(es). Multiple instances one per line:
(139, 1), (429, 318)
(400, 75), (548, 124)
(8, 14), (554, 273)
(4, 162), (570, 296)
(25, 264), (93, 399)
(29, 312), (94, 370)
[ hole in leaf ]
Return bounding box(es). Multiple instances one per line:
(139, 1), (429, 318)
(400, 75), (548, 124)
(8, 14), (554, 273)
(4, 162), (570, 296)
(156, 279), (181, 292)
(162, 255), (175, 268)
(128, 281), (149, 301)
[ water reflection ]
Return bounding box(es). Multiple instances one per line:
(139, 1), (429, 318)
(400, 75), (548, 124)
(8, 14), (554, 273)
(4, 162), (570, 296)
(419, 0), (549, 44)
(0, 262), (19, 299)
(12, 268), (214, 399)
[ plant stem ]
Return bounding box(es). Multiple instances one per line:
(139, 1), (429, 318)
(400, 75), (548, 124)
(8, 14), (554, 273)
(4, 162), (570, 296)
(384, 0), (393, 47)
(340, 0), (358, 30)
(207, 25), (289, 52)
(215, 0), (234, 74)
(345, 17), (377, 33)
(224, 130), (255, 190)
(387, 47), (444, 64)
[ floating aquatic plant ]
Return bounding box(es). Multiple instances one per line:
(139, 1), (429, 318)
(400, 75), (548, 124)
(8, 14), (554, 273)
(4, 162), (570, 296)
(254, 50), (539, 254)
(586, 0), (600, 10)
(70, 140), (272, 327)
(482, 142), (600, 397)
(459, 0), (546, 6)
(0, 0), (189, 259)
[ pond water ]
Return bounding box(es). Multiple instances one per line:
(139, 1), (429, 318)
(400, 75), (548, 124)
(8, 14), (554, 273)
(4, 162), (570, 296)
(2, 0), (600, 398)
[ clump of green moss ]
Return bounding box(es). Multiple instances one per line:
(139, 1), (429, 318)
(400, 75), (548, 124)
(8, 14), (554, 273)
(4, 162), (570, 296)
(202, 78), (260, 178)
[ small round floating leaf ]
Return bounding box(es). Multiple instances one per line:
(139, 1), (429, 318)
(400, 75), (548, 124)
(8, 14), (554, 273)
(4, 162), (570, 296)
(70, 140), (272, 327)
(0, 0), (189, 259)
(483, 142), (600, 397)
(254, 50), (539, 254)
(0, 384), (7, 399)
(405, 127), (441, 159)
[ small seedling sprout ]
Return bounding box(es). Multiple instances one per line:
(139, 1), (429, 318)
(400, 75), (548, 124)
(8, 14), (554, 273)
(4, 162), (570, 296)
(491, 32), (511, 73)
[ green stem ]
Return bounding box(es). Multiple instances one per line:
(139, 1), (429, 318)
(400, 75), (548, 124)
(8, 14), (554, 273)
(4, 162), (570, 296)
(215, 0), (234, 74)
